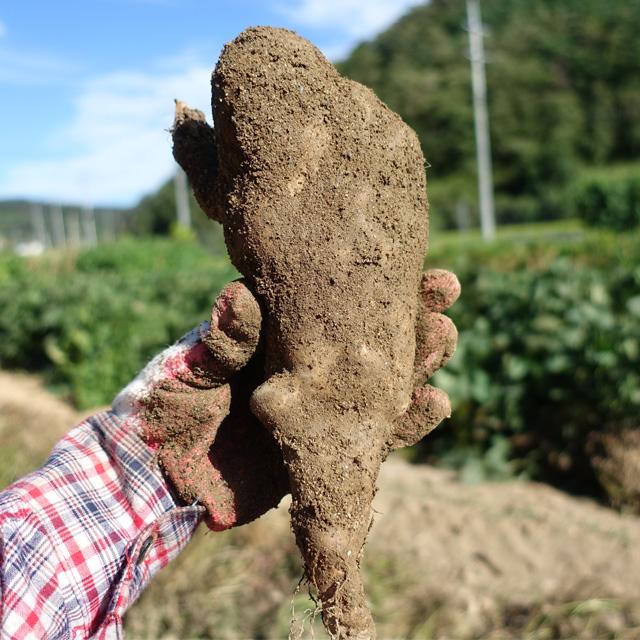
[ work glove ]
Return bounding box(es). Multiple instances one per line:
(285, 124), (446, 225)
(113, 280), (289, 531)
(113, 271), (459, 531)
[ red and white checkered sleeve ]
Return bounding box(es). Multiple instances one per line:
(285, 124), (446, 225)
(0, 411), (205, 640)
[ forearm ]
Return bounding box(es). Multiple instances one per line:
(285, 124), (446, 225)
(0, 411), (204, 639)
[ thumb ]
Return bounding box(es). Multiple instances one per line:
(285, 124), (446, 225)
(202, 280), (262, 376)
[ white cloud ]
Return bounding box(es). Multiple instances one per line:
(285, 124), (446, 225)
(0, 47), (76, 85)
(0, 0), (425, 207)
(278, 0), (424, 41)
(0, 54), (217, 206)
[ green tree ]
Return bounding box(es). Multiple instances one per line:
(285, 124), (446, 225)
(338, 0), (640, 227)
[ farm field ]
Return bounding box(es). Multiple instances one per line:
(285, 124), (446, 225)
(3, 221), (638, 502)
(1, 370), (639, 639)
(2, 1), (640, 636)
(1, 220), (639, 637)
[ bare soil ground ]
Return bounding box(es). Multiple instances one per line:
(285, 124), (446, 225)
(0, 371), (82, 487)
(1, 370), (639, 638)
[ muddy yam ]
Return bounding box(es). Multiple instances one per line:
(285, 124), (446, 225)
(172, 26), (457, 638)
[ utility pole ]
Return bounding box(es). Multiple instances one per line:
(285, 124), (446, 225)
(174, 166), (192, 230)
(102, 210), (116, 243)
(30, 203), (49, 249)
(51, 204), (67, 248)
(466, 0), (496, 241)
(82, 205), (98, 246)
(67, 210), (82, 247)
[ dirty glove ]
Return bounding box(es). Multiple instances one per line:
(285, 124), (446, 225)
(389, 268), (460, 450)
(113, 270), (458, 529)
(113, 280), (289, 530)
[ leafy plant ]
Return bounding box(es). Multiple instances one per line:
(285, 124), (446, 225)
(2, 228), (639, 505)
(570, 166), (640, 230)
(0, 238), (237, 408)
(418, 227), (640, 500)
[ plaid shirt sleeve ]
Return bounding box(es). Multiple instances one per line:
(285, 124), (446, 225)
(0, 410), (205, 640)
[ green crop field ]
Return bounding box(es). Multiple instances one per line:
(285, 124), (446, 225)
(1, 221), (638, 510)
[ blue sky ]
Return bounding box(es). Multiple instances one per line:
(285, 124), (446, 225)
(0, 0), (423, 207)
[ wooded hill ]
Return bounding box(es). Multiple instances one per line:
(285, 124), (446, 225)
(9, 0), (636, 239)
(338, 0), (640, 227)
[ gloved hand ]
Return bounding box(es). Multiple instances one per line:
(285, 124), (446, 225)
(112, 271), (458, 531)
(389, 268), (460, 450)
(113, 280), (289, 531)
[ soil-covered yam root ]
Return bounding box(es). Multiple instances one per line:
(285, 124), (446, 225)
(171, 27), (459, 639)
(172, 101), (223, 222)
(295, 518), (375, 638)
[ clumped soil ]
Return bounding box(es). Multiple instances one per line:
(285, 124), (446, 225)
(0, 371), (96, 488)
(172, 26), (441, 637)
(590, 428), (640, 515)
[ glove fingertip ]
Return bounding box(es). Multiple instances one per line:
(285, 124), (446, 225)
(202, 281), (262, 375)
(390, 385), (451, 450)
(213, 280), (262, 341)
(414, 313), (458, 383)
(420, 269), (461, 313)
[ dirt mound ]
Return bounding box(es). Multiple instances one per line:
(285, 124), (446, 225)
(2, 372), (638, 637)
(128, 456), (640, 639)
(0, 370), (80, 435)
(591, 428), (640, 515)
(368, 458), (640, 636)
(0, 371), (82, 488)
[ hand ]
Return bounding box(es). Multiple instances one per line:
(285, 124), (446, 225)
(388, 268), (460, 450)
(112, 270), (458, 530)
(113, 280), (289, 531)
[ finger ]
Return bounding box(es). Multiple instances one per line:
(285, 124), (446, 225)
(389, 385), (451, 450)
(211, 280), (262, 345)
(151, 383), (238, 530)
(112, 322), (224, 413)
(414, 312), (458, 384)
(206, 405), (290, 530)
(160, 450), (237, 531)
(420, 269), (461, 314)
(151, 281), (261, 390)
(202, 280), (262, 376)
